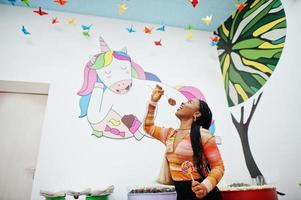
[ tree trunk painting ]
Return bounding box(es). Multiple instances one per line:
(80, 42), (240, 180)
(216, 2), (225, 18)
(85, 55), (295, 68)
(231, 92), (264, 181)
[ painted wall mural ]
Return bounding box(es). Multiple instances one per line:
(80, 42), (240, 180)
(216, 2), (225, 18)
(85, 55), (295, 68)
(78, 37), (215, 141)
(214, 0), (287, 193)
(216, 0), (286, 107)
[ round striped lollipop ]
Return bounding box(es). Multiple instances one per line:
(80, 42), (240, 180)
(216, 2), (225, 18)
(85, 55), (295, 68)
(181, 161), (195, 181)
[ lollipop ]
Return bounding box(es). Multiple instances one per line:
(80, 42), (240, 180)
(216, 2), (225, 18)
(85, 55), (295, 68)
(151, 85), (177, 106)
(168, 98), (176, 106)
(181, 161), (195, 181)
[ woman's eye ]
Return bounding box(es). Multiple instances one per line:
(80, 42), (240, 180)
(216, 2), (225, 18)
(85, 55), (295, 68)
(105, 69), (111, 74)
(121, 66), (127, 70)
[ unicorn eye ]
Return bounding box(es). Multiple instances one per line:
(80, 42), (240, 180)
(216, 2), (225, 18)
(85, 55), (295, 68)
(121, 66), (127, 70)
(105, 69), (111, 75)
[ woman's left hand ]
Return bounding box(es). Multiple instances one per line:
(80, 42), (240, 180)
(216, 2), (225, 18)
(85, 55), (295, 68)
(192, 181), (208, 199)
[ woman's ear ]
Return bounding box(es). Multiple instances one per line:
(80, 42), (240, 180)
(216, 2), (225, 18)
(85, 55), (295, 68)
(193, 111), (201, 119)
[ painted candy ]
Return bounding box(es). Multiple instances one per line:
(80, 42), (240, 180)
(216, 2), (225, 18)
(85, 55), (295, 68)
(105, 125), (125, 137)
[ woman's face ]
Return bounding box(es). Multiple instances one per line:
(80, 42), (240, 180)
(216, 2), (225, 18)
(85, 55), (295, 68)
(175, 99), (201, 120)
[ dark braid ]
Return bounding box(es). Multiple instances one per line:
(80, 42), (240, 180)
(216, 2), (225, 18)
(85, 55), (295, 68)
(190, 100), (212, 177)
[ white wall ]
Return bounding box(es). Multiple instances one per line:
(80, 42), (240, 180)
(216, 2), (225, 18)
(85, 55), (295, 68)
(0, 1), (300, 199)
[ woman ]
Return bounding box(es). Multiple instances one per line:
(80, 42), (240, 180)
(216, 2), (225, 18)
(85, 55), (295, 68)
(143, 85), (224, 200)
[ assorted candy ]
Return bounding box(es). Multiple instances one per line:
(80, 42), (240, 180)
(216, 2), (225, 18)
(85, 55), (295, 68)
(129, 186), (175, 194)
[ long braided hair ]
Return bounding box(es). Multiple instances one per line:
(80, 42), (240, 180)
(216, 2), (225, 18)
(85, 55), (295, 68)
(190, 100), (212, 177)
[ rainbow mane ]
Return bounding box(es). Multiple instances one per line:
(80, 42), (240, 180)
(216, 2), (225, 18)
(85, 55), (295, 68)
(177, 86), (215, 133)
(78, 51), (161, 117)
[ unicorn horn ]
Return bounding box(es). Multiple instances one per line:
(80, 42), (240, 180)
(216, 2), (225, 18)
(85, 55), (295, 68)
(99, 36), (110, 53)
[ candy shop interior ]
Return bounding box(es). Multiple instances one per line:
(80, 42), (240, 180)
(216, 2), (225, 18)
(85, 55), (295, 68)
(0, 0), (300, 199)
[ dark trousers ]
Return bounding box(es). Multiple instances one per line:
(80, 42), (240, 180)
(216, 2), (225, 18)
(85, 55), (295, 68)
(174, 179), (222, 200)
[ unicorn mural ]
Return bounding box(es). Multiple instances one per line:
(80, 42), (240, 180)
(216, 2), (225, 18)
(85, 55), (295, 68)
(78, 36), (214, 140)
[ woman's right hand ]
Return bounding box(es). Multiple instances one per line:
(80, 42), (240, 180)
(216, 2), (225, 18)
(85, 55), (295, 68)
(151, 84), (164, 102)
(192, 181), (208, 199)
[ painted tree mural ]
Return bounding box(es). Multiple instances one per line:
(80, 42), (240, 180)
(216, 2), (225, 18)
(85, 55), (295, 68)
(214, 0), (287, 189)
